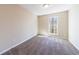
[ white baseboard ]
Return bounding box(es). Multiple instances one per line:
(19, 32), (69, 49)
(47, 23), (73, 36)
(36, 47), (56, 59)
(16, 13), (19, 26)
(0, 34), (37, 55)
(69, 40), (79, 51)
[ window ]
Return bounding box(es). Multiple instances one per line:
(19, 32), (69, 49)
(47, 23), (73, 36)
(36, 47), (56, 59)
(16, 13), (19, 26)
(49, 16), (58, 35)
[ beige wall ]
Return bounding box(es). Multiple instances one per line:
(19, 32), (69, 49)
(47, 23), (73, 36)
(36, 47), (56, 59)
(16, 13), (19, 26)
(0, 5), (37, 54)
(38, 11), (68, 39)
(38, 16), (49, 35)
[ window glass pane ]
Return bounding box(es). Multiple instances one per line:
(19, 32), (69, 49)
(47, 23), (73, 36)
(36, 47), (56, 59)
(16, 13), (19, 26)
(50, 16), (58, 34)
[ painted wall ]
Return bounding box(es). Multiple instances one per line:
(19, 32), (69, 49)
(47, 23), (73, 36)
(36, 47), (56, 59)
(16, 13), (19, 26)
(0, 5), (37, 54)
(38, 11), (68, 39)
(38, 16), (49, 35)
(69, 5), (79, 50)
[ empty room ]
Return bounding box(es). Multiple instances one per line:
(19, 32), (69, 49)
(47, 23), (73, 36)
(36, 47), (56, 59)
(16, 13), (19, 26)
(0, 4), (79, 55)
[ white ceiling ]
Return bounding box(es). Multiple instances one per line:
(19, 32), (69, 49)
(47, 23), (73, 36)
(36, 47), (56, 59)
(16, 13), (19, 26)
(20, 4), (71, 16)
